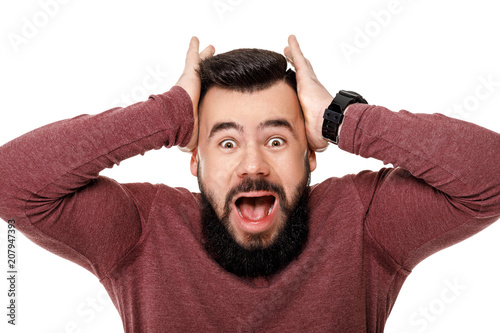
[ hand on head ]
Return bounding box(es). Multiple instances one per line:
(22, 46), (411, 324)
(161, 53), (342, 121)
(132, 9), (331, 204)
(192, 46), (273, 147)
(176, 37), (215, 153)
(177, 35), (332, 153)
(284, 35), (332, 152)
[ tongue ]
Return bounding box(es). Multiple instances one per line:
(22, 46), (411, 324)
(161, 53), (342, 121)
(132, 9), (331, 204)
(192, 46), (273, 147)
(238, 196), (274, 221)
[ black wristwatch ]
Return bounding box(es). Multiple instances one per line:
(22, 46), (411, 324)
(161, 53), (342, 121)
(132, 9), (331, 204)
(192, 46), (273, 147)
(322, 90), (367, 144)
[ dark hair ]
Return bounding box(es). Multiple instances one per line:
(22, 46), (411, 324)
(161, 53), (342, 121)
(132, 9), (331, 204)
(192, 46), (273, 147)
(197, 48), (297, 105)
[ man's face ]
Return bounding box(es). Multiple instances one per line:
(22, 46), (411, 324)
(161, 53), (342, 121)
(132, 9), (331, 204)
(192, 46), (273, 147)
(191, 81), (317, 250)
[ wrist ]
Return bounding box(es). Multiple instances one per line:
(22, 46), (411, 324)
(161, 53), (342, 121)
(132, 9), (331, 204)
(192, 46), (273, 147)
(336, 105), (350, 142)
(322, 90), (367, 145)
(317, 97), (334, 142)
(178, 86), (199, 152)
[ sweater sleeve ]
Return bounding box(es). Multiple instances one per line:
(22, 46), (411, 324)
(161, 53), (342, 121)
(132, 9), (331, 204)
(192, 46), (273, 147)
(339, 104), (500, 270)
(0, 86), (194, 279)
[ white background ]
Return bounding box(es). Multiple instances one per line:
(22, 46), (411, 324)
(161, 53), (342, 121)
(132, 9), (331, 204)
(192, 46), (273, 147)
(1, 0), (500, 332)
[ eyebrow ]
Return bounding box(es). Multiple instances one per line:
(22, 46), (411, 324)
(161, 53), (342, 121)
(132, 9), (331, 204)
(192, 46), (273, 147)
(208, 122), (243, 139)
(208, 118), (297, 140)
(258, 119), (298, 139)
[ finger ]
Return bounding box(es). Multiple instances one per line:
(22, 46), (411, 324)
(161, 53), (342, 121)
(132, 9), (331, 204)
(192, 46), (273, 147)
(185, 36), (200, 67)
(288, 35), (303, 56)
(284, 46), (294, 68)
(200, 44), (215, 60)
(287, 35), (309, 71)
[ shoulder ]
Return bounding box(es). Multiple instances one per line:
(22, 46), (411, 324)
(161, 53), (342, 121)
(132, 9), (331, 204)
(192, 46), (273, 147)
(310, 168), (398, 211)
(121, 182), (200, 218)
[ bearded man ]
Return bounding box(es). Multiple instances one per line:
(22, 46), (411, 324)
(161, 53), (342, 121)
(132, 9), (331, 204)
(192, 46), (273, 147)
(1, 36), (499, 332)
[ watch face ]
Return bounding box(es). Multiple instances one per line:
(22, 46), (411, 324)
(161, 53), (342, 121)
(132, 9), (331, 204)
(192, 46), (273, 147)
(340, 90), (367, 104)
(340, 90), (362, 98)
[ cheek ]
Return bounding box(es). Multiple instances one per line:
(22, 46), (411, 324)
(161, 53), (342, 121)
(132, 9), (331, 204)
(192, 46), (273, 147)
(199, 156), (235, 194)
(273, 148), (308, 174)
(272, 153), (309, 195)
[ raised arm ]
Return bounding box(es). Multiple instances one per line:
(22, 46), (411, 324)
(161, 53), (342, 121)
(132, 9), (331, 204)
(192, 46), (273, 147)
(0, 37), (214, 278)
(285, 35), (500, 269)
(341, 104), (500, 268)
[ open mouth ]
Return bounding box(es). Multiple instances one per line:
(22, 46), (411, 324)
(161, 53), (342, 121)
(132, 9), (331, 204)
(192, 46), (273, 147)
(235, 194), (276, 222)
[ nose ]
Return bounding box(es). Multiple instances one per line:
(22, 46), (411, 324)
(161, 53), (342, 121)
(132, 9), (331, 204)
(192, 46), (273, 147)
(236, 145), (270, 178)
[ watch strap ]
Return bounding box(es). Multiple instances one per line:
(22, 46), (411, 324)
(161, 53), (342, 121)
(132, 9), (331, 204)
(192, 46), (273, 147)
(322, 90), (367, 144)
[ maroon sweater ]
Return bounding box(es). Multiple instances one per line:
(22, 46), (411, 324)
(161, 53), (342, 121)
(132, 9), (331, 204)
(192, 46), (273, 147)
(0, 86), (499, 332)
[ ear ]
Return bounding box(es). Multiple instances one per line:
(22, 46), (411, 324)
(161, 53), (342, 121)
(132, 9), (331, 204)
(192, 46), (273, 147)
(307, 148), (317, 172)
(190, 147), (199, 177)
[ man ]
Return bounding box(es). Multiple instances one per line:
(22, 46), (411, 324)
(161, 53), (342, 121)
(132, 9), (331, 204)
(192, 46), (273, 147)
(0, 35), (499, 332)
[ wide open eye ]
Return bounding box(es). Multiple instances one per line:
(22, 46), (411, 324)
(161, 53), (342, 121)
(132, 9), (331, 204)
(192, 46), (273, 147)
(220, 139), (237, 149)
(267, 138), (285, 147)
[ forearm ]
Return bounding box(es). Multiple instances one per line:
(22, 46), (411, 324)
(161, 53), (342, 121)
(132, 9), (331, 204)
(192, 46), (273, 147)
(338, 104), (500, 217)
(0, 86), (193, 222)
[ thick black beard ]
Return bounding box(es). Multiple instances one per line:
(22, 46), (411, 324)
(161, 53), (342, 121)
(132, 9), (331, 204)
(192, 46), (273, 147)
(200, 178), (310, 278)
